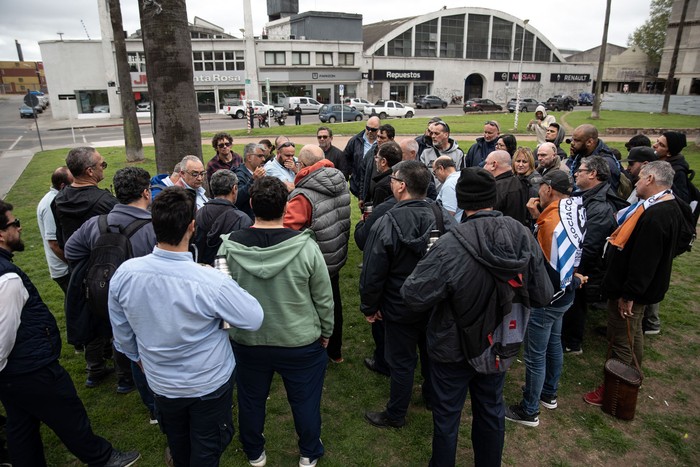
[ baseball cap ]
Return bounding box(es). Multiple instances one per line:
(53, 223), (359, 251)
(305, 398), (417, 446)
(622, 146), (658, 164)
(541, 170), (571, 194)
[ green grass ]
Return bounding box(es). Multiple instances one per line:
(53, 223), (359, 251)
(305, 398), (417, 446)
(3, 111), (700, 465)
(563, 110), (700, 131)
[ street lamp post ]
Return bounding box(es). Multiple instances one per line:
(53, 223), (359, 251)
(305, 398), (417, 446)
(513, 19), (529, 131)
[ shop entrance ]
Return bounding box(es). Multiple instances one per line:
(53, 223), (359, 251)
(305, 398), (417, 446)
(464, 74), (484, 100)
(196, 91), (216, 113)
(315, 86), (332, 104)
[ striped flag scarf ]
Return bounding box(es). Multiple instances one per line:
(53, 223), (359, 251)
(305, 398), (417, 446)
(608, 189), (673, 250)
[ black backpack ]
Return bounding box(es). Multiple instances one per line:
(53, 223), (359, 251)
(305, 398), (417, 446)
(84, 215), (150, 320)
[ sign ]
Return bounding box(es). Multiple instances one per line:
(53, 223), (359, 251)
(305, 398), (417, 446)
(339, 84), (344, 96)
(550, 73), (591, 83)
(361, 70), (435, 81)
(265, 78), (270, 94)
(494, 72), (541, 82)
(58, 94), (77, 100)
(245, 79), (251, 85)
(130, 71), (245, 86)
(24, 93), (39, 107)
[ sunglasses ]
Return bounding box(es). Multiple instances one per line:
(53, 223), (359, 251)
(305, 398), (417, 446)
(317, 135), (330, 139)
(277, 142), (296, 150)
(484, 120), (500, 131)
(0, 218), (20, 230)
(366, 126), (379, 132)
(217, 141), (232, 149)
(92, 161), (108, 169)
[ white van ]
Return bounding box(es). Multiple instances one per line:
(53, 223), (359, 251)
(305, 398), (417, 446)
(283, 96), (322, 114)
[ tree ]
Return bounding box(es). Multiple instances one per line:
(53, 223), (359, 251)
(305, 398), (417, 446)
(137, 0), (202, 174)
(108, 0), (143, 163)
(628, 0), (673, 64)
(591, 0), (612, 119)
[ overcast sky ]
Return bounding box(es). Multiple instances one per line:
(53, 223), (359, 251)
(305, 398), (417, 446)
(1, 0), (652, 62)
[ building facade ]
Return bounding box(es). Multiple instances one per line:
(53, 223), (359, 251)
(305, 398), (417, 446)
(658, 0), (700, 95)
(0, 61), (45, 94)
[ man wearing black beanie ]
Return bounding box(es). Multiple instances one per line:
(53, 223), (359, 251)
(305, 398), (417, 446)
(653, 131), (693, 203)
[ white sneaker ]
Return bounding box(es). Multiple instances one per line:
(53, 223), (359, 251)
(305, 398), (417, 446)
(249, 451), (267, 467)
(299, 456), (318, 467)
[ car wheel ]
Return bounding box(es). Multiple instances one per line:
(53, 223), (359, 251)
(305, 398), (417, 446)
(441, 102), (447, 109)
(477, 108), (483, 112)
(509, 110), (514, 113)
(379, 112), (387, 119)
(329, 116), (337, 123)
(354, 115), (362, 121)
(568, 105), (574, 111)
(235, 110), (245, 119)
(405, 111), (414, 118)
(424, 103), (431, 109)
(522, 107), (528, 112)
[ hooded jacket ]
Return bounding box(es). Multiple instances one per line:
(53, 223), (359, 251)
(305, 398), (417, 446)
(219, 229), (334, 347)
(420, 139), (465, 171)
(463, 136), (497, 169)
(194, 198), (252, 265)
(666, 153), (692, 204)
(548, 123), (568, 160)
(569, 139), (622, 192)
(344, 129), (371, 197)
(527, 105), (556, 144)
(401, 211), (553, 363)
(51, 185), (118, 248)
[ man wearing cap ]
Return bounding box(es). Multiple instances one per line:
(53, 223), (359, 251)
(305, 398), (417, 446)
(623, 147), (658, 204)
(400, 167), (553, 466)
(653, 131), (693, 204)
(463, 120), (500, 168)
(505, 170), (587, 427)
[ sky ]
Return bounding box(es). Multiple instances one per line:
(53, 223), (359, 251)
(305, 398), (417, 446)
(1, 0), (653, 62)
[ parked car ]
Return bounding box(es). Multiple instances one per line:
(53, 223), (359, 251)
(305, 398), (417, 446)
(506, 98), (542, 113)
(282, 96), (323, 114)
(578, 92), (594, 106)
(318, 104), (363, 123)
(19, 105), (35, 118)
(93, 105), (110, 113)
(363, 100), (415, 119)
(463, 99), (502, 113)
(343, 97), (372, 112)
(136, 102), (151, 112)
(415, 95), (448, 109)
(544, 95), (576, 111)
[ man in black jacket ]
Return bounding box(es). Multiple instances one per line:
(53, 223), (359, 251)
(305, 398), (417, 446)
(400, 168), (553, 467)
(344, 116), (380, 197)
(462, 120), (500, 168)
(361, 161), (454, 429)
(568, 124), (623, 193)
(484, 150), (530, 226)
(235, 143), (267, 220)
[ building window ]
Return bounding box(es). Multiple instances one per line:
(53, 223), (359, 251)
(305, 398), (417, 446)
(534, 39), (551, 62)
(316, 52), (333, 66)
(415, 19), (438, 57)
(466, 14), (489, 59)
(265, 51), (286, 65)
(338, 53), (354, 66)
(515, 26), (534, 62)
(18, 78), (24, 83)
(128, 52), (147, 72)
(193, 51), (245, 71)
(490, 17), (512, 60)
(77, 90), (109, 114)
(389, 84), (409, 102)
(292, 52), (310, 65)
(440, 15), (464, 58)
(388, 30), (412, 57)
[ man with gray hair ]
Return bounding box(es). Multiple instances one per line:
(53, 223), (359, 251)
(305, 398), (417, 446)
(176, 155), (208, 209)
(584, 160), (685, 406)
(400, 138), (419, 161)
(195, 169), (252, 265)
(484, 150), (530, 226)
(235, 143), (267, 220)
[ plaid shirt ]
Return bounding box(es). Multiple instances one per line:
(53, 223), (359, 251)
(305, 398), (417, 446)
(206, 152), (243, 180)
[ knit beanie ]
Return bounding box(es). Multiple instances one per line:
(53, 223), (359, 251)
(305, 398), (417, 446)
(456, 167), (497, 211)
(662, 132), (687, 156)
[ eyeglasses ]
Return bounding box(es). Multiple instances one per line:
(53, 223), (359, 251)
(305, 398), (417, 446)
(186, 171), (205, 178)
(484, 120), (500, 130)
(277, 142), (296, 150)
(317, 135), (329, 139)
(574, 168), (591, 174)
(92, 161), (108, 169)
(254, 152), (266, 159)
(366, 126), (379, 132)
(0, 218), (20, 230)
(217, 141), (232, 149)
(389, 175), (404, 183)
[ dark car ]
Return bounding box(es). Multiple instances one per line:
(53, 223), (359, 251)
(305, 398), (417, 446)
(415, 95), (448, 109)
(544, 95), (577, 112)
(463, 99), (503, 113)
(318, 104), (363, 123)
(19, 105), (35, 118)
(506, 98), (542, 113)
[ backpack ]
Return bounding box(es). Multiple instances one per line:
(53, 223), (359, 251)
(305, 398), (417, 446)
(616, 170), (634, 200)
(84, 215), (150, 320)
(674, 196), (697, 256)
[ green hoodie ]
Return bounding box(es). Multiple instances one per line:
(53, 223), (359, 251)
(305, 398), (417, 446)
(218, 229), (334, 347)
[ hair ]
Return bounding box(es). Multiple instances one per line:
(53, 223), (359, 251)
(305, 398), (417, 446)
(317, 126), (333, 137)
(171, 163), (181, 176)
(427, 116), (442, 126)
(581, 155), (610, 182)
(179, 155), (202, 171)
(211, 132), (233, 150)
(640, 160), (675, 187)
(209, 169), (239, 197)
(498, 134), (517, 156)
(377, 141), (403, 168)
(625, 134), (651, 151)
(549, 122), (561, 131)
(243, 143), (263, 158)
(393, 160), (431, 197)
(259, 139), (273, 150)
(434, 156), (456, 170)
(0, 200), (12, 228)
(400, 138), (419, 156)
(151, 187), (195, 246)
(51, 167), (72, 190)
(512, 147), (535, 176)
(298, 146), (324, 167)
(250, 177), (288, 221)
(113, 167), (151, 204)
(431, 120), (450, 134)
(378, 124), (395, 140)
(610, 148), (622, 161)
(65, 147), (97, 177)
(484, 120), (500, 132)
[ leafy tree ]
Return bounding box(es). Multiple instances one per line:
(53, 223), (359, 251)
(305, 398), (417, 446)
(628, 0), (673, 64)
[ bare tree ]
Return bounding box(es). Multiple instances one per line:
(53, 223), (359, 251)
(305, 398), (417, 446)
(137, 0), (202, 173)
(108, 0), (143, 162)
(662, 0), (690, 114)
(591, 0), (612, 119)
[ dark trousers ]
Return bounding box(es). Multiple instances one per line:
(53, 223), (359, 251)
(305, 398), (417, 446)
(383, 319), (432, 420)
(131, 361), (155, 414)
(429, 360), (506, 467)
(562, 287), (587, 350)
(85, 336), (132, 384)
(0, 361), (113, 467)
(295, 114), (302, 125)
(326, 274), (343, 360)
(52, 274), (70, 294)
(154, 376), (234, 467)
(233, 341), (327, 462)
(371, 319), (389, 373)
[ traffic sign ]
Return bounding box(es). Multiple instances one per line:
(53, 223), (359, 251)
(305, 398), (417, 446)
(24, 93), (39, 107)
(339, 84), (345, 96)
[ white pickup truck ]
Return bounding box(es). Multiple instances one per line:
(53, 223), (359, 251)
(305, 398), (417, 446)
(220, 99), (282, 119)
(363, 100), (415, 119)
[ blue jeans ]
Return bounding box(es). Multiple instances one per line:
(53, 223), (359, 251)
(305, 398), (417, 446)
(521, 290), (574, 415)
(429, 360), (506, 467)
(153, 376), (234, 467)
(233, 341), (327, 462)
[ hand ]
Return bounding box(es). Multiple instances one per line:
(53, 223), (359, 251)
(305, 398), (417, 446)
(526, 197), (542, 219)
(617, 298), (634, 319)
(319, 337), (329, 348)
(253, 167), (266, 179)
(574, 273), (588, 288)
(364, 310), (383, 323)
(136, 360), (144, 373)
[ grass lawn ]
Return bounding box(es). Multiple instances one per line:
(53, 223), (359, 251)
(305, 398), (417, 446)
(3, 114), (700, 465)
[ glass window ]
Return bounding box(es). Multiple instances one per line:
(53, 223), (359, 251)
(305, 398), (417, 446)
(292, 52), (310, 65)
(389, 84), (408, 102)
(514, 26), (534, 62)
(316, 52), (333, 66)
(338, 53), (354, 66)
(265, 51), (286, 65)
(388, 30), (412, 57)
(466, 14), (489, 59)
(77, 90), (109, 114)
(413, 84), (430, 102)
(535, 38), (551, 62)
(193, 50), (245, 71)
(490, 17), (512, 60)
(440, 15), (464, 58)
(127, 52), (146, 72)
(415, 19), (438, 57)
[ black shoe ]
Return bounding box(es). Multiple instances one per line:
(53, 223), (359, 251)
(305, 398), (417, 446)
(104, 449), (141, 467)
(85, 367), (115, 388)
(505, 404), (539, 427)
(117, 378), (136, 394)
(363, 357), (390, 377)
(364, 410), (405, 428)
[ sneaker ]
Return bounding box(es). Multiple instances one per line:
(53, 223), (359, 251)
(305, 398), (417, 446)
(644, 328), (660, 335)
(505, 404), (539, 427)
(539, 394), (558, 410)
(149, 411), (158, 425)
(329, 357), (344, 364)
(249, 451), (267, 467)
(85, 367), (115, 388)
(117, 379), (136, 394)
(104, 449), (141, 467)
(299, 456), (318, 467)
(564, 346), (583, 355)
(583, 384), (605, 406)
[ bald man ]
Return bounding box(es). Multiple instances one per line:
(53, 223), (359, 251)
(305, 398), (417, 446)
(484, 150), (530, 226)
(284, 145), (351, 363)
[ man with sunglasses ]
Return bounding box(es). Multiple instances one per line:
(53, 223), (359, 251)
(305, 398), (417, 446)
(264, 138), (298, 190)
(206, 133), (243, 182)
(317, 127), (349, 179)
(344, 116), (381, 198)
(176, 155), (209, 210)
